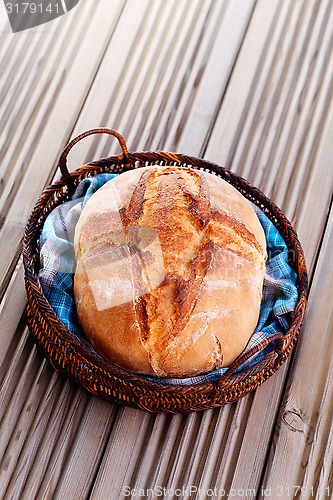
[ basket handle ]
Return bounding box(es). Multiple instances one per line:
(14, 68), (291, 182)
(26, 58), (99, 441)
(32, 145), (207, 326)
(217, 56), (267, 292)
(58, 128), (130, 187)
(213, 331), (285, 389)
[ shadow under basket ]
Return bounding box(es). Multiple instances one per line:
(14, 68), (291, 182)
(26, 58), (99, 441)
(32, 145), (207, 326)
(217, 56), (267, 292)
(23, 128), (308, 413)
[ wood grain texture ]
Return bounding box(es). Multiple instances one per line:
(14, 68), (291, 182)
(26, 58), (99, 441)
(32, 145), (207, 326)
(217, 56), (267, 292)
(205, 0), (333, 494)
(0, 0), (332, 497)
(261, 207), (333, 497)
(0, 0), (125, 298)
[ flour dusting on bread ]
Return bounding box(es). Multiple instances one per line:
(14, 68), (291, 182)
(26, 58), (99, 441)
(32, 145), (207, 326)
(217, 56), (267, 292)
(74, 166), (266, 377)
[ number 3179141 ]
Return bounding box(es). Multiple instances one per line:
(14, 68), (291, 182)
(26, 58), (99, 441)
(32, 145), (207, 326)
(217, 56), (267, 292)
(5, 3), (61, 14)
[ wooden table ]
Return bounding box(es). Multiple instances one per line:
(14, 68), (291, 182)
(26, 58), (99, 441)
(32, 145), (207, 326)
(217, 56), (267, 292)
(0, 0), (332, 498)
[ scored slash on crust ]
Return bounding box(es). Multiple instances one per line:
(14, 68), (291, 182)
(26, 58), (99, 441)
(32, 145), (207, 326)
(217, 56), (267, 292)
(74, 166), (266, 377)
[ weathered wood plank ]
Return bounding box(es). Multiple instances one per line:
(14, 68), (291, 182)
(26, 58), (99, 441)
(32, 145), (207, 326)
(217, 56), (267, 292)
(1, 0), (248, 497)
(65, 0), (217, 168)
(0, 348), (49, 497)
(0, 0), (332, 497)
(51, 0), (333, 497)
(55, 1), (259, 498)
(0, 1), (125, 498)
(0, 0), (125, 298)
(90, 407), (155, 499)
(167, 0), (257, 156)
(0, 259), (27, 372)
(204, 0), (333, 494)
(51, 398), (117, 500)
(260, 206), (333, 497)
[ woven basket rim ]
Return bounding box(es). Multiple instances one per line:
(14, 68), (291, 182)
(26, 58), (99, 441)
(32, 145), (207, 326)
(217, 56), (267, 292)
(23, 149), (308, 411)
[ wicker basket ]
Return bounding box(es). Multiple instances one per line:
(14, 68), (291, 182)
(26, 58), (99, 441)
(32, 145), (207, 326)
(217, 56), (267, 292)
(23, 128), (308, 413)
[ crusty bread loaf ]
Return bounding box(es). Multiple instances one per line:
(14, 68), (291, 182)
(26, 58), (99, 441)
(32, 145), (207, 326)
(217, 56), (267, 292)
(73, 166), (266, 377)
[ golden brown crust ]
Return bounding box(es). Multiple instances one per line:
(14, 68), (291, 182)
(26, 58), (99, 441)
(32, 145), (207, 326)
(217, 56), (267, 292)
(74, 166), (266, 377)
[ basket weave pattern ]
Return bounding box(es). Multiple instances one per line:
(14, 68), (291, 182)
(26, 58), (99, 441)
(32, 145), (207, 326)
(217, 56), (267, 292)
(23, 129), (308, 413)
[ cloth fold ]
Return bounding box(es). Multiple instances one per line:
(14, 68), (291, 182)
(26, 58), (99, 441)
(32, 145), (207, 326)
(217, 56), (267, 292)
(39, 173), (298, 385)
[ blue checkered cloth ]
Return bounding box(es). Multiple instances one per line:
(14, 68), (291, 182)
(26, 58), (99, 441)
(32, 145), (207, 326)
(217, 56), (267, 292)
(39, 173), (298, 385)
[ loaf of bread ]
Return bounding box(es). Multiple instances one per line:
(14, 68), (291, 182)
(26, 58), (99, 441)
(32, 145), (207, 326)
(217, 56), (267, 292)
(73, 166), (266, 377)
